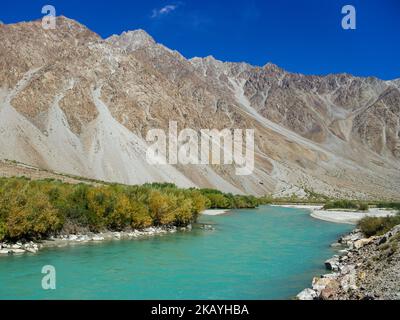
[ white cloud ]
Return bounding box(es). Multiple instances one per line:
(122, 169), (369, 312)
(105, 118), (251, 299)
(151, 4), (179, 18)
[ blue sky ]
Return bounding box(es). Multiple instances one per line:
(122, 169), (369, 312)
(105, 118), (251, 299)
(1, 0), (399, 79)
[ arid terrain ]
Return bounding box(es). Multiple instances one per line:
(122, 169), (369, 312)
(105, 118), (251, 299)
(1, 17), (399, 199)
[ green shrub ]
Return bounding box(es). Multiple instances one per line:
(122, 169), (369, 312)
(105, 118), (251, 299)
(358, 215), (400, 237)
(205, 193), (231, 209)
(358, 202), (369, 211)
(375, 202), (400, 211)
(323, 200), (369, 211)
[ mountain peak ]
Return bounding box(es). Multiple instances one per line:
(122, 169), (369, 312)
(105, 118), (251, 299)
(263, 62), (285, 73)
(57, 15), (82, 25)
(190, 55), (225, 67)
(107, 29), (155, 51)
(204, 55), (219, 62)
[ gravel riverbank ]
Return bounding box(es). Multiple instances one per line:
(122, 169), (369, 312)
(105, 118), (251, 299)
(0, 225), (193, 255)
(297, 225), (400, 300)
(275, 204), (397, 224)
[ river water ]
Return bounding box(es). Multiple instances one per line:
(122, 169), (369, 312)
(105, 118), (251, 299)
(0, 205), (352, 299)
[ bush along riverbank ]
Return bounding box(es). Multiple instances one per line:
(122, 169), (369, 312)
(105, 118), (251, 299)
(297, 216), (400, 300)
(0, 177), (269, 255)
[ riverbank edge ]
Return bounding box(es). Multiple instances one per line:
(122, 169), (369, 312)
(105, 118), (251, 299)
(202, 209), (230, 216)
(0, 208), (233, 256)
(0, 224), (195, 256)
(297, 225), (400, 300)
(273, 204), (397, 224)
(296, 227), (363, 300)
(276, 204), (400, 300)
(0, 207), (231, 256)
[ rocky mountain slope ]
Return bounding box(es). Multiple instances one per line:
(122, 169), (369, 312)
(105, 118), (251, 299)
(1, 16), (399, 198)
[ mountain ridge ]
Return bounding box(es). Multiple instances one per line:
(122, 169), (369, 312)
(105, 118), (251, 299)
(1, 16), (399, 199)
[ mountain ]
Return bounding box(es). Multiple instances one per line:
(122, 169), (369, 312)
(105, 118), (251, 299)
(1, 16), (399, 199)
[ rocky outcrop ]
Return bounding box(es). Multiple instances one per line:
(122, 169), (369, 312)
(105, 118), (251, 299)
(296, 288), (317, 300)
(297, 226), (400, 300)
(0, 241), (40, 255)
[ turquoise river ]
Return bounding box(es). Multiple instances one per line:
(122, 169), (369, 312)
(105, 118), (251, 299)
(0, 206), (352, 300)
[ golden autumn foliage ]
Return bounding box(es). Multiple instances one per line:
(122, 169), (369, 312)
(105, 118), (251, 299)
(1, 186), (61, 240)
(0, 177), (262, 241)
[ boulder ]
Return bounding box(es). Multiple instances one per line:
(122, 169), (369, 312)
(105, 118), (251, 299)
(113, 232), (121, 239)
(354, 236), (377, 249)
(339, 264), (355, 275)
(320, 287), (337, 300)
(379, 225), (400, 244)
(340, 230), (364, 246)
(23, 242), (39, 251)
(388, 225), (400, 236)
(92, 235), (105, 241)
(9, 249), (25, 254)
(77, 235), (90, 242)
(312, 276), (340, 298)
(144, 227), (155, 233)
(378, 236), (387, 245)
(322, 273), (339, 279)
(331, 242), (342, 248)
(296, 288), (317, 300)
(25, 247), (38, 253)
(325, 256), (340, 271)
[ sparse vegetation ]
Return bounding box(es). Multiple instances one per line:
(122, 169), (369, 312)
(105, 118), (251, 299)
(374, 202), (400, 211)
(323, 200), (369, 211)
(303, 188), (330, 202)
(358, 202), (369, 211)
(358, 215), (400, 237)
